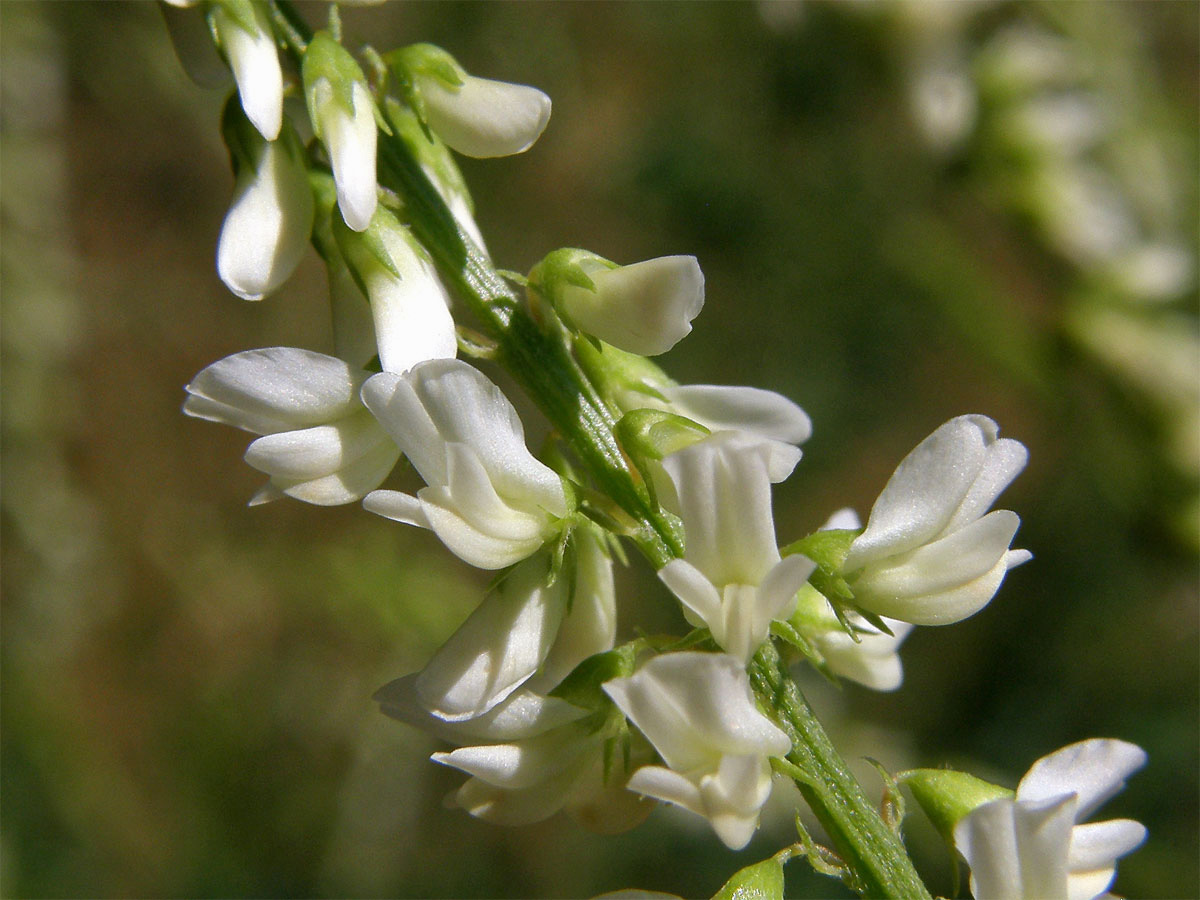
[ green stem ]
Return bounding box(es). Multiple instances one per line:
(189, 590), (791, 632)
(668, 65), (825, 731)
(750, 642), (931, 900)
(268, 6), (928, 896)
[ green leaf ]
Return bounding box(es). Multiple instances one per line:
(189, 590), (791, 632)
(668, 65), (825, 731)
(711, 857), (784, 900)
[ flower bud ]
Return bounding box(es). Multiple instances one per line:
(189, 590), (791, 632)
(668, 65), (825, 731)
(333, 203), (456, 374)
(531, 249), (705, 357)
(216, 99), (314, 301)
(389, 43), (551, 158)
(208, 0), (282, 141)
(303, 32), (380, 231)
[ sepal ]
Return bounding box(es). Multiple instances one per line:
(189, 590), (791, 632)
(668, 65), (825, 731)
(903, 768), (1013, 845)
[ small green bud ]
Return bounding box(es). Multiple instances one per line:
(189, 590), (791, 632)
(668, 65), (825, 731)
(903, 768), (1012, 844)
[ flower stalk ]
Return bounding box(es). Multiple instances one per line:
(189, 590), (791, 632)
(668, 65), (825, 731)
(266, 3), (930, 894)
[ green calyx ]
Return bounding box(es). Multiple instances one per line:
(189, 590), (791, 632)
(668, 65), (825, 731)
(207, 0), (262, 43)
(332, 202), (417, 295)
(902, 768), (1013, 844)
(302, 31), (387, 139)
(384, 98), (473, 213)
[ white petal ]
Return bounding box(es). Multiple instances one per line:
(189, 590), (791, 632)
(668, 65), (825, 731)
(217, 138), (314, 301)
(267, 431), (400, 506)
(1011, 794), (1076, 899)
(1068, 819), (1147, 872)
(559, 256), (705, 356)
(845, 416), (992, 571)
(536, 533), (616, 688)
(316, 80), (377, 231)
(1017, 739), (1148, 820)
(658, 560), (723, 631)
(664, 384), (812, 446)
(626, 765), (705, 818)
(663, 432), (784, 587)
(213, 5), (281, 141)
(956, 798), (1024, 900)
(420, 496), (548, 570)
(184, 348), (364, 434)
(854, 510), (1021, 600)
(698, 754), (775, 849)
(433, 727), (587, 789)
(942, 436), (1027, 535)
(362, 489), (429, 528)
(758, 554), (816, 623)
(364, 228), (457, 374)
(604, 652), (791, 773)
(440, 443), (550, 543)
(243, 411), (385, 480)
(420, 73), (551, 158)
(362, 370), (449, 485)
(451, 761), (581, 826)
(415, 553), (566, 720)
(854, 551), (1012, 625)
(375, 675), (588, 743)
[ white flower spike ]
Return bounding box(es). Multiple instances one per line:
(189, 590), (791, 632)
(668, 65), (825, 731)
(210, 1), (282, 141)
(657, 432), (815, 663)
(603, 652), (793, 850)
(334, 203), (457, 375)
(362, 359), (569, 569)
(217, 107), (313, 302)
(303, 32), (379, 231)
(550, 252), (705, 356)
(954, 739), (1148, 900)
(183, 347), (399, 505)
(843, 415), (1031, 626)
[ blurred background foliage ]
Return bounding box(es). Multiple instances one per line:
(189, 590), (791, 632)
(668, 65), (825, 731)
(1, 1), (1196, 897)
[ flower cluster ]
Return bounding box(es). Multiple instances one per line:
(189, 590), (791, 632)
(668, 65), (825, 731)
(171, 4), (1147, 895)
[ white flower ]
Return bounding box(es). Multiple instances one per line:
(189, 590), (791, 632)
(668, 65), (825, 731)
(843, 415), (1030, 626)
(210, 1), (282, 141)
(217, 122), (314, 302)
(954, 739), (1148, 900)
(406, 534), (613, 721)
(362, 359), (569, 569)
(657, 432), (815, 663)
(602, 652), (793, 849)
(418, 71), (551, 159)
(335, 205), (457, 375)
(557, 255), (705, 356)
(183, 347), (399, 505)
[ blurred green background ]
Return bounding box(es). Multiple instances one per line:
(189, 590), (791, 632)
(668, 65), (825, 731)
(2, 2), (1196, 897)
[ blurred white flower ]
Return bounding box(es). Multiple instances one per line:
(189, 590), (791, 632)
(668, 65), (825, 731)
(603, 652), (792, 849)
(362, 359), (569, 569)
(183, 347), (398, 505)
(843, 415), (1030, 626)
(955, 739), (1148, 900)
(658, 432), (815, 663)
